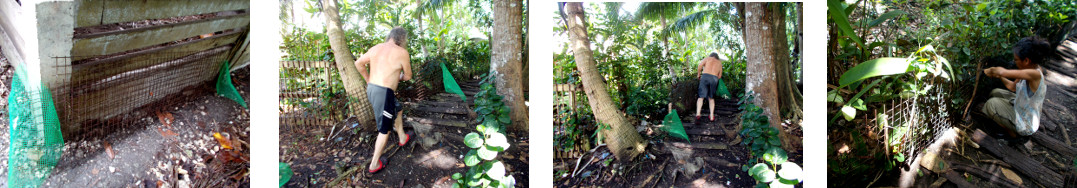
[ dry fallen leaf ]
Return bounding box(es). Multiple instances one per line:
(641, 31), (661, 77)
(156, 111), (174, 127)
(214, 132), (233, 150)
(158, 127), (178, 138)
(103, 141), (116, 159)
(1000, 168), (1022, 185)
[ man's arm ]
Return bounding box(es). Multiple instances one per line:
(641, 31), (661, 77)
(717, 61), (723, 79)
(696, 60), (704, 78)
(399, 51), (413, 81)
(355, 51), (372, 81)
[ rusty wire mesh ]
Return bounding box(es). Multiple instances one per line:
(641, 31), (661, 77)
(278, 60), (345, 135)
(51, 47), (232, 140)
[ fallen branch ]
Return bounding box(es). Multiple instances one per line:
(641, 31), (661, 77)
(963, 59), (985, 119)
(573, 144), (606, 178)
(950, 164), (1024, 188)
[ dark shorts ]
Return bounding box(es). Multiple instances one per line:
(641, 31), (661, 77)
(367, 84), (401, 134)
(698, 73), (719, 99)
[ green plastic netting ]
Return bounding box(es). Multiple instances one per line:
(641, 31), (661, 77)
(7, 66), (64, 188)
(715, 79), (730, 99)
(279, 162), (292, 187)
(440, 63), (466, 101)
(662, 109), (690, 142)
(216, 61), (247, 108)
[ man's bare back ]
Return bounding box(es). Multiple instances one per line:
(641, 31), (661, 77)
(699, 56), (723, 78)
(356, 42), (412, 90)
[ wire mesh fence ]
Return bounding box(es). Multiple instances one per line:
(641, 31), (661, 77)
(51, 47), (232, 140)
(278, 60), (345, 136)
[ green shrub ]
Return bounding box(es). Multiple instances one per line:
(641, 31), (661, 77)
(452, 74), (516, 188)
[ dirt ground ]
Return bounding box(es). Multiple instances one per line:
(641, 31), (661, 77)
(0, 65), (250, 187)
(553, 99), (804, 188)
(280, 80), (530, 187)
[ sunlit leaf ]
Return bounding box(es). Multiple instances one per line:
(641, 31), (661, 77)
(838, 58), (911, 87)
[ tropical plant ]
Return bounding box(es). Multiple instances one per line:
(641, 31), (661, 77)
(747, 147), (803, 188)
(451, 75), (516, 188)
(739, 92), (781, 159)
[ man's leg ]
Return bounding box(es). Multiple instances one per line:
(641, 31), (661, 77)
(370, 131), (389, 169)
(708, 98), (716, 120)
(695, 98), (704, 117)
(394, 110), (406, 145)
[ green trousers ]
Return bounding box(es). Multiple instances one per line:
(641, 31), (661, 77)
(982, 88), (1017, 133)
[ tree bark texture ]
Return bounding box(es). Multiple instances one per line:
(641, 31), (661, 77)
(743, 3), (796, 151)
(492, 0), (529, 131)
(563, 2), (645, 161)
(321, 0), (375, 128)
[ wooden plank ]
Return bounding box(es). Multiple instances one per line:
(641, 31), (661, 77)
(1031, 132), (1077, 158)
(72, 17), (249, 58)
(76, 0), (249, 27)
(405, 117), (468, 128)
(685, 128), (725, 136)
(408, 105), (471, 115)
(941, 170), (977, 188)
(670, 142), (728, 150)
(971, 129), (1063, 188)
(950, 164), (1025, 188)
(72, 34), (240, 84)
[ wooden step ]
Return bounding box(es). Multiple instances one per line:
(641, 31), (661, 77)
(971, 129), (1062, 188)
(406, 116), (468, 128)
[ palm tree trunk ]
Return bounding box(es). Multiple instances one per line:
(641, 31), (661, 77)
(743, 2), (797, 151)
(563, 2), (645, 161)
(492, 0), (528, 131)
(321, 0), (375, 128)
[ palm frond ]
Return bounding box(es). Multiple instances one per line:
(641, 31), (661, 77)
(662, 9), (716, 38)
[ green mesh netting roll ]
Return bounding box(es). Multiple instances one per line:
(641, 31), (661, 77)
(279, 162), (292, 187)
(217, 61), (247, 108)
(716, 79), (731, 99)
(8, 66), (64, 188)
(662, 109), (690, 142)
(440, 62), (466, 101)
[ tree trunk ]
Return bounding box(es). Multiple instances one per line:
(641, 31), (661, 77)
(742, 3), (796, 151)
(321, 0), (375, 128)
(563, 2), (645, 161)
(491, 0), (528, 131)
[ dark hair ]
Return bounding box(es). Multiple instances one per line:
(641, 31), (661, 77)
(709, 52), (720, 59)
(387, 27), (408, 47)
(1013, 36), (1051, 65)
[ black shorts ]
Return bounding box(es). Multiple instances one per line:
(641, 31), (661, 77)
(367, 84), (401, 134)
(698, 73), (719, 99)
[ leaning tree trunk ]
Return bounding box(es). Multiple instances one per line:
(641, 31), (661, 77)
(743, 2), (797, 151)
(322, 0), (374, 128)
(492, 0), (529, 131)
(563, 2), (645, 161)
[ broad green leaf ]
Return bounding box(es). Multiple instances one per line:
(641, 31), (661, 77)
(867, 10), (907, 27)
(501, 175), (516, 188)
(452, 183), (462, 188)
(763, 147), (788, 165)
(828, 0), (863, 45)
(841, 105), (856, 121)
(487, 161), (506, 179)
(838, 58), (910, 87)
(452, 172), (463, 180)
(749, 163), (776, 183)
(777, 162), (803, 181)
(849, 98), (866, 111)
(770, 180), (795, 188)
(826, 90), (845, 104)
(499, 113), (511, 124)
(464, 133), (484, 149)
(486, 133), (511, 151)
(465, 149), (481, 166)
(894, 153), (906, 163)
(478, 145), (499, 160)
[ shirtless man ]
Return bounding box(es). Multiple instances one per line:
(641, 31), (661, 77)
(354, 27), (413, 174)
(695, 52), (723, 123)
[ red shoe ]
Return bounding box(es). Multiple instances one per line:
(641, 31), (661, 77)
(368, 159), (385, 174)
(695, 115), (701, 123)
(398, 134), (411, 146)
(710, 116), (716, 122)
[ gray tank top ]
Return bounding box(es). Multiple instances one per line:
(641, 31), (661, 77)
(1014, 69), (1046, 136)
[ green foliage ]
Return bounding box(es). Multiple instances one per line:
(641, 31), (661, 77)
(453, 74), (515, 188)
(747, 148), (803, 187)
(738, 92), (781, 159)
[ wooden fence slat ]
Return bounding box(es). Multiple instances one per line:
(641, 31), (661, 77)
(73, 33), (241, 83)
(76, 0), (249, 27)
(72, 17), (249, 58)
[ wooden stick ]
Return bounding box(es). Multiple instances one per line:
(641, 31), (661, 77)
(963, 59), (985, 118)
